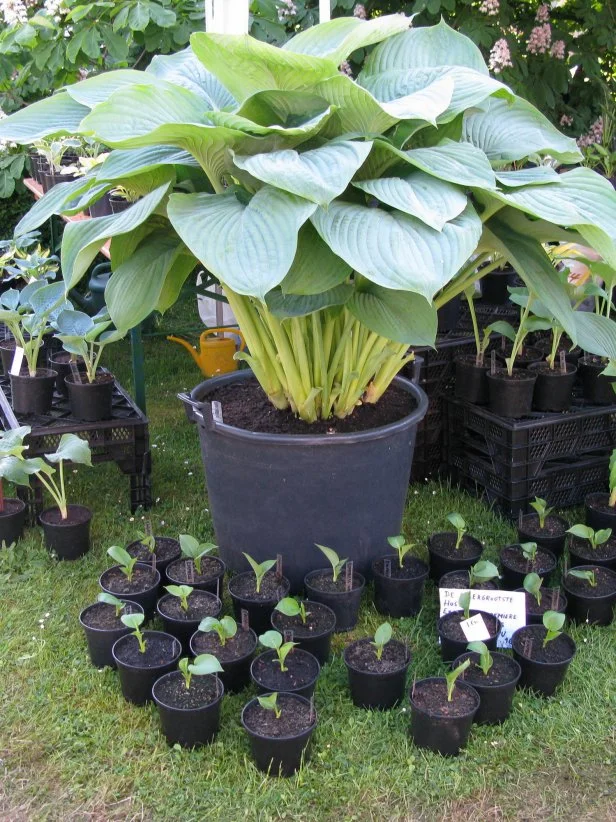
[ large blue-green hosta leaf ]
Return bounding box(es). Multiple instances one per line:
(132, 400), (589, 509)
(495, 167), (562, 187)
(167, 188), (317, 299)
(64, 70), (156, 108)
(0, 93), (89, 143)
(97, 146), (200, 181)
(280, 224), (351, 296)
(14, 177), (95, 236)
(404, 140), (496, 190)
(146, 48), (236, 110)
(265, 284), (353, 318)
(574, 312), (616, 360)
(348, 281), (437, 346)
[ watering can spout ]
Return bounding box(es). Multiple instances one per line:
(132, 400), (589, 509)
(167, 328), (245, 378)
(167, 335), (201, 368)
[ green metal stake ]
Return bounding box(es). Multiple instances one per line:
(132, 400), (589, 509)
(130, 323), (146, 415)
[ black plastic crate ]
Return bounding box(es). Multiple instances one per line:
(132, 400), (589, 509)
(406, 333), (475, 395)
(455, 300), (519, 334)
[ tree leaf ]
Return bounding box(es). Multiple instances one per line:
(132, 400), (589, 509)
(347, 281), (437, 346)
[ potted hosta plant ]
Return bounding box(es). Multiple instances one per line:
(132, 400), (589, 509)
(79, 593), (144, 669)
(190, 615), (257, 694)
(567, 524), (616, 570)
(271, 596), (336, 665)
(343, 622), (411, 710)
(437, 591), (502, 662)
(427, 513), (483, 580)
(527, 304), (578, 412)
(452, 640), (521, 725)
(499, 541), (557, 589)
(165, 534), (225, 594)
(454, 287), (492, 404)
(371, 534), (429, 618)
(4, 17), (616, 585)
(439, 559), (500, 591)
(517, 498), (568, 556)
(0, 426), (31, 544)
(517, 572), (567, 625)
(511, 611), (576, 696)
(304, 544), (365, 632)
(584, 449), (616, 531)
(563, 567), (616, 626)
(251, 630), (320, 699)
(156, 584), (222, 651)
(228, 552), (290, 634)
(33, 137), (82, 192)
(99, 545), (161, 620)
(126, 529), (181, 578)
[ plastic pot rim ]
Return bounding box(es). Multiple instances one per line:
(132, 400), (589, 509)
(228, 570), (291, 602)
(562, 565), (616, 601)
(427, 533), (483, 561)
(304, 568), (366, 596)
(189, 626), (258, 660)
(451, 651), (522, 691)
(241, 692), (317, 740)
(342, 638), (411, 677)
(409, 676), (480, 719)
(152, 669), (225, 712)
(156, 591), (223, 624)
(251, 648), (321, 692)
(39, 503), (92, 528)
(0, 497), (26, 517)
(99, 562), (161, 595)
(166, 555), (226, 584)
(371, 554), (429, 582)
(271, 599), (336, 638)
(500, 543), (557, 574)
(517, 514), (569, 535)
(112, 630), (182, 671)
(79, 600), (144, 635)
(511, 626), (576, 665)
(437, 609), (502, 640)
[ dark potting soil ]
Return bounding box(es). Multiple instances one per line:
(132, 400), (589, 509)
(272, 602), (335, 638)
(243, 693), (314, 737)
(501, 544), (554, 573)
(167, 557), (224, 585)
(192, 627), (256, 662)
(429, 533), (482, 560)
(519, 515), (566, 538)
(565, 567), (616, 597)
(411, 679), (477, 717)
(80, 601), (140, 630)
(569, 536), (616, 562)
(252, 649), (318, 691)
(205, 379), (414, 435)
(520, 588), (566, 616)
(459, 652), (519, 686)
(229, 570), (289, 602)
(439, 570), (498, 590)
(345, 637), (408, 674)
(489, 367), (536, 381)
(306, 571), (363, 593)
(585, 493), (616, 516)
(512, 625), (574, 664)
(531, 362), (576, 377)
(66, 372), (114, 387)
(40, 506), (90, 526)
(158, 591), (220, 621)
(127, 537), (180, 564)
(440, 610), (499, 643)
(373, 555), (427, 580)
(102, 565), (157, 594)
(114, 634), (178, 668)
(154, 673), (221, 709)
(0, 499), (24, 516)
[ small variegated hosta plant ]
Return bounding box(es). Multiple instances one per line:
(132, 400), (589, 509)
(566, 524), (612, 550)
(445, 658), (471, 702)
(468, 560), (499, 587)
(275, 597), (309, 624)
(179, 534), (217, 575)
(568, 568), (598, 588)
(242, 552), (277, 594)
(107, 545), (138, 582)
(520, 542), (538, 563)
(447, 514), (467, 550)
(315, 544), (347, 581)
(258, 692), (281, 719)
(178, 654), (223, 689)
(459, 591), (471, 620)
(3, 18), (616, 422)
(199, 616), (238, 645)
(259, 630), (297, 672)
(387, 534), (415, 568)
(136, 529), (156, 554)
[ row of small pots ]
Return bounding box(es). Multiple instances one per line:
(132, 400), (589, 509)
(29, 154), (130, 215)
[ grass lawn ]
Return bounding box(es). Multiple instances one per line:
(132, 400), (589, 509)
(1, 292), (615, 822)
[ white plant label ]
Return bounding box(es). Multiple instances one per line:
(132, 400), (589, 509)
(10, 346), (24, 376)
(459, 613), (491, 642)
(439, 588), (527, 648)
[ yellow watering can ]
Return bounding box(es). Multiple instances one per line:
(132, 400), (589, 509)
(167, 327), (246, 378)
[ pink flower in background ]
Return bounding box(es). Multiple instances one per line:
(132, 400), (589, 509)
(479, 0), (499, 15)
(527, 23), (551, 54)
(353, 4), (367, 19)
(577, 116), (604, 148)
(339, 60), (353, 77)
(489, 39), (513, 73)
(550, 40), (566, 59)
(536, 4), (550, 22)
(560, 114), (573, 127)
(0, 0), (28, 25)
(277, 0), (297, 22)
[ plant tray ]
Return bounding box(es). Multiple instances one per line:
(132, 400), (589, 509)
(455, 300), (519, 335)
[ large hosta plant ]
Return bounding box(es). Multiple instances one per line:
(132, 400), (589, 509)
(2, 16), (616, 422)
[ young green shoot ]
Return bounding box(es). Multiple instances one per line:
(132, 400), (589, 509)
(137, 529), (156, 554)
(258, 692), (281, 719)
(523, 572), (543, 606)
(459, 591), (471, 620)
(609, 448), (616, 507)
(370, 622), (392, 661)
(529, 497), (553, 530)
(242, 552), (276, 593)
(468, 560), (499, 588)
(445, 658), (471, 702)
(521, 542), (538, 563)
(568, 568), (598, 587)
(542, 610), (565, 647)
(387, 534), (416, 568)
(275, 597), (308, 624)
(199, 615), (237, 646)
(447, 513), (467, 550)
(179, 534), (216, 575)
(490, 290), (550, 376)
(464, 285), (492, 367)
(259, 630), (297, 672)
(24, 433), (92, 520)
(177, 654), (223, 689)
(164, 584), (193, 612)
(315, 544), (347, 582)
(567, 524), (612, 550)
(97, 592), (128, 618)
(121, 612), (146, 653)
(467, 641), (493, 676)
(107, 545), (138, 582)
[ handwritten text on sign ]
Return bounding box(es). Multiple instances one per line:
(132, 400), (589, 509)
(439, 588), (527, 648)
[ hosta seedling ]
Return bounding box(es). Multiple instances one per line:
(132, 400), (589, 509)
(387, 535), (415, 568)
(445, 658), (471, 702)
(179, 534), (216, 575)
(447, 513), (467, 550)
(459, 591), (471, 620)
(97, 592), (128, 617)
(468, 560), (499, 587)
(370, 622), (392, 661)
(107, 545), (138, 582)
(199, 615), (238, 645)
(467, 641), (493, 676)
(275, 597), (308, 624)
(242, 552), (276, 593)
(177, 654), (223, 689)
(529, 497), (553, 529)
(568, 568), (597, 587)
(164, 584), (193, 612)
(521, 542), (538, 563)
(523, 572), (543, 605)
(258, 691), (281, 719)
(315, 544), (347, 582)
(542, 610), (565, 647)
(259, 630), (297, 672)
(137, 529), (156, 554)
(121, 612), (146, 653)
(567, 524), (612, 550)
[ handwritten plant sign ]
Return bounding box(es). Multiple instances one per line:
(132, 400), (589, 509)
(439, 588), (526, 648)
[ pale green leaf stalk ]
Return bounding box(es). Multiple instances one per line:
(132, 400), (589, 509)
(459, 591), (471, 620)
(275, 597), (307, 624)
(259, 630), (297, 672)
(371, 622), (392, 661)
(165, 584), (193, 612)
(529, 498), (553, 530)
(467, 641), (493, 675)
(107, 545), (137, 582)
(258, 692), (281, 719)
(447, 513), (467, 550)
(387, 534), (415, 568)
(315, 544), (347, 582)
(445, 658), (471, 702)
(97, 592), (127, 617)
(542, 610), (565, 647)
(121, 612), (146, 653)
(199, 616), (237, 646)
(242, 552), (277, 593)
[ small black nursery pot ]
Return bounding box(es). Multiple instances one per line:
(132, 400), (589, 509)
(562, 566), (616, 626)
(511, 624), (576, 697)
(112, 630), (182, 706)
(156, 589), (222, 651)
(568, 534), (616, 571)
(585, 492), (616, 532)
(304, 569), (365, 632)
(437, 609), (502, 662)
(79, 600), (144, 669)
(516, 587), (567, 625)
(152, 670), (224, 748)
(528, 361), (577, 412)
(126, 536), (181, 578)
(579, 356), (615, 405)
(0, 498), (26, 545)
(454, 356), (489, 405)
(190, 626), (257, 694)
(271, 600), (336, 665)
(99, 563), (161, 620)
(427, 532), (483, 581)
(499, 543), (557, 589)
(486, 368), (537, 418)
(251, 647), (320, 699)
(409, 677), (479, 757)
(452, 651), (521, 725)
(229, 570), (291, 635)
(372, 555), (429, 618)
(65, 372), (115, 421)
(343, 636), (411, 710)
(517, 513), (568, 557)
(39, 504), (92, 560)
(11, 368), (57, 415)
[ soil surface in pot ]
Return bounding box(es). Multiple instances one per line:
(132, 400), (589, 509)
(167, 557), (224, 585)
(0, 499), (26, 516)
(585, 493), (616, 517)
(252, 650), (318, 691)
(158, 591), (220, 620)
(155, 673), (220, 709)
(569, 536), (616, 562)
(489, 367), (536, 381)
(439, 570), (498, 590)
(430, 533), (482, 560)
(114, 634), (178, 668)
(519, 515), (566, 538)
(345, 637), (408, 674)
(243, 693), (314, 737)
(127, 537), (179, 564)
(411, 680), (476, 717)
(565, 567), (616, 596)
(306, 571), (363, 593)
(501, 544), (555, 573)
(229, 570), (288, 602)
(205, 379), (414, 435)
(495, 346), (542, 365)
(373, 555), (426, 580)
(103, 565), (157, 594)
(458, 652), (519, 686)
(519, 588), (567, 616)
(66, 372), (114, 387)
(440, 610), (499, 642)
(272, 602), (335, 638)
(531, 362), (576, 376)
(80, 601), (137, 630)
(192, 628), (256, 662)
(513, 625), (573, 664)
(40, 506), (90, 526)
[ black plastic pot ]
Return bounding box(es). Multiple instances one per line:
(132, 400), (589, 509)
(437, 297), (461, 333)
(480, 266), (520, 304)
(0, 498), (26, 545)
(0, 339), (22, 375)
(494, 346), (543, 369)
(270, 600), (336, 665)
(452, 651), (521, 725)
(99, 562), (161, 620)
(48, 352), (86, 395)
(427, 533), (483, 581)
(250, 648), (320, 699)
(126, 536), (181, 579)
(165, 555), (226, 595)
(562, 565), (616, 626)
(515, 587), (568, 625)
(109, 195), (131, 214)
(241, 692), (317, 777)
(79, 600), (144, 668)
(304, 569), (365, 632)
(437, 609), (502, 662)
(486, 368), (537, 418)
(112, 630), (182, 706)
(89, 192), (113, 219)
(409, 677), (479, 756)
(152, 670), (224, 748)
(190, 627), (257, 694)
(511, 625), (576, 696)
(39, 504), (92, 560)
(11, 369), (57, 415)
(438, 570), (499, 591)
(228, 571), (291, 635)
(371, 555), (429, 617)
(528, 362), (577, 412)
(156, 590), (222, 652)
(343, 638), (410, 710)
(66, 373), (114, 421)
(181, 371), (428, 591)
(517, 514), (568, 557)
(579, 357), (615, 405)
(499, 543), (557, 589)
(584, 492), (616, 532)
(568, 537), (616, 571)
(454, 356), (489, 405)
